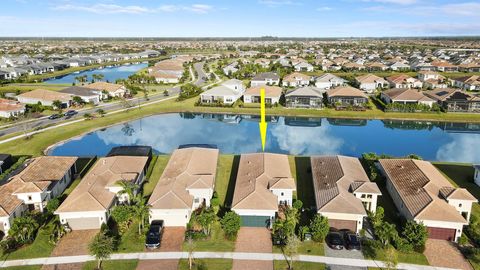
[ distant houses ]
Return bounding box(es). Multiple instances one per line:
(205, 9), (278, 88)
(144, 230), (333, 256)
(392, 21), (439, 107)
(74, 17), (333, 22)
(250, 72), (280, 87)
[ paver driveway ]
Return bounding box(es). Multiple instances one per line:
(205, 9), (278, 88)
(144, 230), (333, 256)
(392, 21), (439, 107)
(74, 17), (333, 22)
(136, 227), (186, 270)
(324, 243), (367, 270)
(424, 239), (473, 270)
(42, 230), (99, 270)
(232, 227), (273, 270)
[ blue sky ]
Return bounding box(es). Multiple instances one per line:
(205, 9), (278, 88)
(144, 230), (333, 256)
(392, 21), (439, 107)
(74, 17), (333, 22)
(1, 0), (480, 37)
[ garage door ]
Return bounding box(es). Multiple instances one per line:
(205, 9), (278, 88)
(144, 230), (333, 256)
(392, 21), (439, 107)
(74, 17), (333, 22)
(240, 215), (271, 227)
(66, 217), (100, 230)
(427, 227), (456, 241)
(329, 219), (357, 232)
(151, 213), (188, 227)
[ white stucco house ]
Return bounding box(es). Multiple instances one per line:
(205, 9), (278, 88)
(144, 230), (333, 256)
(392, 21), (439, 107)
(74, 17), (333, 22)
(243, 85), (283, 105)
(378, 159), (477, 242)
(311, 156), (381, 233)
(200, 79), (245, 105)
(250, 72), (280, 87)
(16, 89), (73, 108)
(355, 74), (388, 93)
(0, 156), (77, 237)
(314, 73), (347, 89)
(0, 99), (25, 118)
(148, 147), (219, 227)
(231, 153), (296, 228)
(55, 156), (148, 230)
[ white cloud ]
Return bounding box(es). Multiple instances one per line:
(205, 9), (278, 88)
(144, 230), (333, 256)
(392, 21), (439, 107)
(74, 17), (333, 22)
(442, 2), (480, 16)
(259, 0), (301, 7)
(317, 6), (333, 11)
(52, 3), (214, 15)
(53, 4), (151, 14)
(436, 134), (480, 163)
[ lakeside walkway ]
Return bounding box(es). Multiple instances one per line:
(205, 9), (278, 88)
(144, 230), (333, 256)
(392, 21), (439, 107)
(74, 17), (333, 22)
(0, 251), (459, 270)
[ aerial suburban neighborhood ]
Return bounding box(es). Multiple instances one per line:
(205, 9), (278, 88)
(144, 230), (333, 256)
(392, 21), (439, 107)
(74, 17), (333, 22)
(0, 1), (480, 270)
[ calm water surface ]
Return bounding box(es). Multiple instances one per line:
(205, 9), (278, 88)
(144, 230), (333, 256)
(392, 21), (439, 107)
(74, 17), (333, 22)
(48, 113), (480, 163)
(44, 63), (147, 84)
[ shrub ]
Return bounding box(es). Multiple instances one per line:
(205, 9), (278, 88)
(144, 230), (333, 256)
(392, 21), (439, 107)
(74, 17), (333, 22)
(220, 211), (241, 240)
(177, 83), (203, 101)
(309, 214), (329, 242)
(401, 220), (427, 252)
(46, 198), (60, 214)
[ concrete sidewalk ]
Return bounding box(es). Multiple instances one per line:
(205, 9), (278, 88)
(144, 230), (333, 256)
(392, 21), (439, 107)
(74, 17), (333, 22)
(0, 251), (460, 270)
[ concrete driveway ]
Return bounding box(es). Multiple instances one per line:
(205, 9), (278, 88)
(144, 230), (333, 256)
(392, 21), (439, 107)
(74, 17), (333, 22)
(424, 239), (473, 270)
(324, 243), (367, 270)
(136, 227), (186, 270)
(232, 227), (273, 270)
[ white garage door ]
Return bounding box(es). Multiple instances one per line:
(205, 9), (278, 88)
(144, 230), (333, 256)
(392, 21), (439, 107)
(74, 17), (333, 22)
(151, 212), (189, 227)
(67, 217), (101, 230)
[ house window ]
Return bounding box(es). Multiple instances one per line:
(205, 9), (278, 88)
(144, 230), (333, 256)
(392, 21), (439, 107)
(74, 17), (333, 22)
(459, 203), (463, 208)
(28, 196), (32, 201)
(361, 194), (366, 198)
(194, 198), (200, 203)
(281, 192), (284, 196)
(367, 194), (372, 199)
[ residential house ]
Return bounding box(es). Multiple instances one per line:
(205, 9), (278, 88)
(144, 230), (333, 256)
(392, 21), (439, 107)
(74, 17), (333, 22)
(60, 86), (101, 104)
(148, 59), (184, 84)
(381, 88), (435, 107)
(418, 71), (448, 89)
(231, 153), (296, 228)
(454, 75), (480, 91)
(355, 74), (388, 93)
(311, 156), (381, 233)
(0, 154), (13, 174)
(16, 89), (72, 108)
(314, 73), (346, 89)
(250, 72), (280, 87)
(293, 61), (314, 72)
(389, 62), (411, 71)
(55, 156), (148, 230)
(432, 61), (458, 72)
(223, 62), (239, 75)
(244, 85), (282, 105)
(0, 156), (77, 236)
(425, 88), (480, 113)
(326, 86), (369, 106)
(386, 74), (423, 89)
(148, 147), (219, 226)
(378, 159), (477, 242)
(85, 82), (129, 98)
(200, 79), (245, 105)
(285, 86), (325, 109)
(0, 98), (25, 118)
(282, 72), (311, 88)
(474, 165), (480, 187)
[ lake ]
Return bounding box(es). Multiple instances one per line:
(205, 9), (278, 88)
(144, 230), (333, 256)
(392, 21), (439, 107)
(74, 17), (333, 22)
(44, 62), (148, 84)
(47, 113), (480, 163)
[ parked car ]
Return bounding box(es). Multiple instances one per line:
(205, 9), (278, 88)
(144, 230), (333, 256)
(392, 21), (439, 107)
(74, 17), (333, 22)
(327, 231), (344, 250)
(64, 110), (78, 117)
(48, 114), (61, 120)
(145, 220), (164, 249)
(343, 231), (361, 250)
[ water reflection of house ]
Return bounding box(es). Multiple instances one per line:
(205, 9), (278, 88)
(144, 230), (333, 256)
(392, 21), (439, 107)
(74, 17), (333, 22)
(436, 122), (480, 134)
(327, 118), (367, 126)
(242, 115), (279, 123)
(382, 120), (435, 131)
(284, 117), (322, 127)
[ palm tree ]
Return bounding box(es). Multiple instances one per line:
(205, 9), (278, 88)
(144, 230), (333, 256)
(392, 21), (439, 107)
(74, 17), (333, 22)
(89, 232), (114, 270)
(132, 197), (150, 235)
(8, 215), (39, 243)
(117, 180), (139, 205)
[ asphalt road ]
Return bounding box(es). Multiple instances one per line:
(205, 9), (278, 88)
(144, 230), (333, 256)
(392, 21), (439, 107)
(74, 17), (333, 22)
(0, 63), (206, 137)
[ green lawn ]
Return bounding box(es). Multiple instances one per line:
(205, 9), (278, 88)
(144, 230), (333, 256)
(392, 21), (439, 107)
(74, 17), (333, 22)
(116, 221), (146, 253)
(82, 259), (138, 270)
(183, 221), (235, 252)
(215, 155), (235, 206)
(274, 260), (326, 270)
(178, 258), (232, 270)
(273, 241), (325, 256)
(142, 155), (170, 198)
(2, 219), (56, 260)
(363, 243), (429, 266)
(1, 266), (41, 270)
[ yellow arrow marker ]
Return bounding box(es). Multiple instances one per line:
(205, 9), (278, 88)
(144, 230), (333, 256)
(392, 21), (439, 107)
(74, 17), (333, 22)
(259, 88), (267, 151)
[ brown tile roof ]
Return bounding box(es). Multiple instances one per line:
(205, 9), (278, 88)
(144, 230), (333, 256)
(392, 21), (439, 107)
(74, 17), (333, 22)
(355, 74), (385, 84)
(378, 159), (474, 223)
(327, 86), (368, 98)
(56, 156), (148, 213)
(232, 153), (295, 211)
(0, 99), (25, 112)
(386, 74), (414, 84)
(382, 88), (434, 102)
(0, 179), (25, 217)
(153, 59), (184, 71)
(311, 156), (376, 215)
(424, 88), (480, 102)
(148, 148), (219, 210)
(245, 85), (282, 98)
(17, 89), (72, 102)
(283, 72), (311, 83)
(85, 82), (125, 93)
(12, 156), (77, 183)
